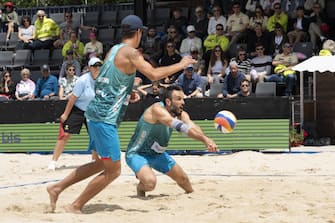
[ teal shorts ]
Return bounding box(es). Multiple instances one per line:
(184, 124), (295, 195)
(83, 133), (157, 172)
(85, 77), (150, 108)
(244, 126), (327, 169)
(126, 152), (176, 174)
(87, 120), (121, 161)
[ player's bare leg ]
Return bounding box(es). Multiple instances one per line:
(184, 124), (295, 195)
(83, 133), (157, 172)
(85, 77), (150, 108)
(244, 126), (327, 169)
(47, 154), (104, 212)
(135, 166), (157, 197)
(64, 159), (121, 213)
(166, 164), (193, 193)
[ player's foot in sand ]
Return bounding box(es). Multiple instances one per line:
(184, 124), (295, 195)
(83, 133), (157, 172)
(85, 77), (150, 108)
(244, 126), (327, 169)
(64, 204), (82, 214)
(46, 184), (60, 212)
(136, 185), (146, 197)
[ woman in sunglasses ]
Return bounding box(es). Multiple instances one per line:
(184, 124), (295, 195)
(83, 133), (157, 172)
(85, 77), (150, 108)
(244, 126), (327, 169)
(0, 70), (15, 100)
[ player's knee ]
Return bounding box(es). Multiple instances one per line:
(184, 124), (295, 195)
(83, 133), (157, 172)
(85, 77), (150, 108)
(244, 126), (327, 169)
(177, 174), (190, 186)
(142, 176), (157, 191)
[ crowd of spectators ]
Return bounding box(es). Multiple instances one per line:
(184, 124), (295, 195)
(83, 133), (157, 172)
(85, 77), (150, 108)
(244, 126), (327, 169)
(0, 0), (334, 102)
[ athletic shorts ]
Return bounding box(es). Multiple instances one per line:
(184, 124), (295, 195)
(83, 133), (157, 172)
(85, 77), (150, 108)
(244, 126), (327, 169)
(87, 120), (121, 161)
(61, 106), (86, 134)
(126, 152), (176, 174)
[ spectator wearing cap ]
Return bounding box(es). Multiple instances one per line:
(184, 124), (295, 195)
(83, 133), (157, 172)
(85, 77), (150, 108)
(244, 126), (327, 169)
(189, 6), (208, 40)
(180, 25), (203, 58)
(59, 49), (81, 79)
(33, 64), (59, 100)
(83, 31), (103, 63)
(62, 31), (85, 62)
(32, 10), (60, 50)
(174, 65), (203, 98)
(0, 1), (19, 42)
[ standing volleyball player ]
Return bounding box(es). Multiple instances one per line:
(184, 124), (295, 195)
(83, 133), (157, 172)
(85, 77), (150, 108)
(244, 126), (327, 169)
(47, 15), (196, 213)
(126, 85), (218, 197)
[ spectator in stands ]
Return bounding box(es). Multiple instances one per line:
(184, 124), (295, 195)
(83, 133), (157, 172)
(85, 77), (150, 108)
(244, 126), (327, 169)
(137, 80), (166, 101)
(31, 10), (60, 50)
(248, 5), (268, 31)
(266, 2), (288, 33)
(48, 57), (102, 170)
(58, 64), (79, 100)
(204, 23), (230, 53)
(226, 1), (249, 46)
(308, 2), (329, 52)
(261, 0), (281, 17)
(268, 42), (298, 96)
(304, 0), (325, 15)
(15, 68), (35, 101)
(218, 61), (246, 98)
(230, 47), (252, 81)
(204, 23), (229, 67)
(190, 46), (206, 76)
(83, 31), (103, 63)
(165, 8), (188, 37)
(141, 26), (162, 63)
(159, 41), (182, 84)
(174, 65), (203, 98)
(33, 64), (59, 100)
(287, 7), (310, 46)
(180, 25), (203, 58)
(319, 39), (335, 56)
(246, 22), (270, 57)
(16, 15), (35, 50)
(204, 45), (227, 97)
(162, 25), (182, 53)
(59, 49), (81, 79)
(250, 43), (272, 84)
(280, 0), (305, 19)
(62, 31), (85, 62)
(245, 0), (261, 17)
(207, 5), (227, 35)
(206, 0), (223, 15)
(189, 6), (209, 40)
(54, 10), (95, 49)
(0, 70), (15, 100)
(238, 79), (253, 97)
(0, 2), (19, 43)
(268, 23), (288, 57)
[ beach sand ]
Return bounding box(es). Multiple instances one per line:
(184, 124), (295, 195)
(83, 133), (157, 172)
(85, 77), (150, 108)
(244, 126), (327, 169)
(0, 148), (335, 223)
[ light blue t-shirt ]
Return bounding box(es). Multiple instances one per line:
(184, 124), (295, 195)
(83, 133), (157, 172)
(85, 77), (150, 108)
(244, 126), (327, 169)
(85, 43), (135, 127)
(72, 72), (95, 111)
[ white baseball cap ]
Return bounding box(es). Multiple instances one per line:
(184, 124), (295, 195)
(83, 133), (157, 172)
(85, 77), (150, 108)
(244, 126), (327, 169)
(88, 57), (103, 67)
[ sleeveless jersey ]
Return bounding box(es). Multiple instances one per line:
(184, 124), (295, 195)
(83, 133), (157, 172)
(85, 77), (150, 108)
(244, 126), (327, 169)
(127, 102), (173, 156)
(85, 43), (135, 126)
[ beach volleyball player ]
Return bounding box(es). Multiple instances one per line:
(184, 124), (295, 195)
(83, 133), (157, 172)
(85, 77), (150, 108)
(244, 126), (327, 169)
(47, 15), (196, 213)
(126, 85), (218, 197)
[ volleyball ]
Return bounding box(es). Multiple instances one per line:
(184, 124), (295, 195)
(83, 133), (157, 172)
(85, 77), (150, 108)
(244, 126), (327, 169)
(214, 110), (237, 133)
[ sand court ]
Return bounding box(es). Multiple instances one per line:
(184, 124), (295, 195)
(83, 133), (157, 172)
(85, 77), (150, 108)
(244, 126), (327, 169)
(0, 149), (335, 223)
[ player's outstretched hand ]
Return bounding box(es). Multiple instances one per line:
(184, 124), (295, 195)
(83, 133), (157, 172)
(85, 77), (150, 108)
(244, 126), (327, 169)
(180, 55), (197, 68)
(206, 138), (219, 152)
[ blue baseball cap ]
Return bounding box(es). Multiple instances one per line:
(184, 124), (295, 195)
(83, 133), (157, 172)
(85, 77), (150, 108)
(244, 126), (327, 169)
(121, 15), (147, 31)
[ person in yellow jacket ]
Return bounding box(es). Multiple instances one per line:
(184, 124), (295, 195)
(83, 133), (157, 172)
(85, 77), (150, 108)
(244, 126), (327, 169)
(61, 31), (85, 63)
(266, 3), (288, 33)
(30, 10), (59, 50)
(204, 23), (229, 53)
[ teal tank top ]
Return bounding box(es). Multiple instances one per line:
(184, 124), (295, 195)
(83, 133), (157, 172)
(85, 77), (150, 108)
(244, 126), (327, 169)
(127, 102), (173, 156)
(85, 43), (135, 126)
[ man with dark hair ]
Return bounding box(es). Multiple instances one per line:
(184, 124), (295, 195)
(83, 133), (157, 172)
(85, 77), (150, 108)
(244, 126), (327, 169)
(47, 15), (196, 214)
(126, 85), (218, 197)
